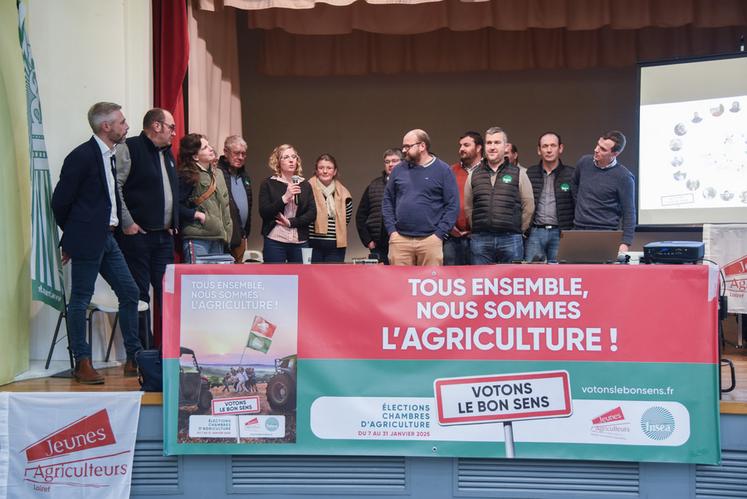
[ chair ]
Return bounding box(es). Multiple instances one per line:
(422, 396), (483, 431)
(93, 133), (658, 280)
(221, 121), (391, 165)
(45, 276), (150, 368)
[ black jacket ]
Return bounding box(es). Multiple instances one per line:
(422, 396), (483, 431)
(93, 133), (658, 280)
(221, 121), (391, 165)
(470, 161), (523, 234)
(355, 172), (387, 247)
(120, 131), (181, 231)
(258, 177), (316, 241)
(218, 156), (253, 248)
(526, 161), (575, 230)
(52, 136), (120, 259)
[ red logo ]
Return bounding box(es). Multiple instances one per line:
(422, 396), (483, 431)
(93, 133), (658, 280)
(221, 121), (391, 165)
(592, 406), (625, 425)
(244, 417), (260, 427)
(722, 255), (747, 278)
(23, 409), (116, 462)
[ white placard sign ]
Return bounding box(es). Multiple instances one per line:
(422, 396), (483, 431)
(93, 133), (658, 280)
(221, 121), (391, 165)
(434, 371), (572, 425)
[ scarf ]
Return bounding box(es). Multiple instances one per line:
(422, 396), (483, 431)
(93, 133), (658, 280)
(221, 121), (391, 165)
(310, 176), (351, 248)
(320, 180), (337, 218)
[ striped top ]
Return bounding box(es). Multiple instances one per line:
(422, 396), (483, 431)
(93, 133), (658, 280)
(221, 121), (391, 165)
(309, 198), (353, 241)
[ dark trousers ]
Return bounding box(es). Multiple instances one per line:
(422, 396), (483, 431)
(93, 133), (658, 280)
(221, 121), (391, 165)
(370, 239), (389, 264)
(116, 230), (174, 347)
(263, 237), (308, 263)
(443, 236), (471, 265)
(68, 233), (141, 361)
(310, 239), (346, 263)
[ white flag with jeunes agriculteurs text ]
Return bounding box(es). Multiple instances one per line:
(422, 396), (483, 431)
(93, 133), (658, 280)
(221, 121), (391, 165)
(704, 223), (747, 313)
(0, 392), (142, 499)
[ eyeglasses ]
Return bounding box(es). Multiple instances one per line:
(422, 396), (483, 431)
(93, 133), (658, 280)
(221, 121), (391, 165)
(228, 149), (247, 157)
(159, 121), (176, 133)
(401, 141), (422, 152)
(280, 154), (298, 161)
(384, 159), (400, 165)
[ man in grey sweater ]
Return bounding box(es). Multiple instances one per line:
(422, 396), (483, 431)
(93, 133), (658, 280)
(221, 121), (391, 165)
(571, 130), (636, 253)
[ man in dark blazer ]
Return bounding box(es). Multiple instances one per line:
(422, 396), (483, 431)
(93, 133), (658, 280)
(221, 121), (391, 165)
(52, 102), (143, 384)
(115, 108), (184, 348)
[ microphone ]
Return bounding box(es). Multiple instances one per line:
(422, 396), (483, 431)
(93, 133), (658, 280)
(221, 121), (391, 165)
(291, 175), (301, 204)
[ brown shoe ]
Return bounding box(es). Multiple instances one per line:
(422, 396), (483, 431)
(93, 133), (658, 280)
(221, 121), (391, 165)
(74, 358), (105, 385)
(124, 359), (139, 377)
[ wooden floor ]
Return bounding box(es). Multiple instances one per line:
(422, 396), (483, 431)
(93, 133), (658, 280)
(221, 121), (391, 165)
(0, 365), (162, 405)
(1, 349), (746, 413)
(720, 345), (747, 413)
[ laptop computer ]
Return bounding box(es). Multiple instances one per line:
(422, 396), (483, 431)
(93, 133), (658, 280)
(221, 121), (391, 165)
(555, 230), (623, 264)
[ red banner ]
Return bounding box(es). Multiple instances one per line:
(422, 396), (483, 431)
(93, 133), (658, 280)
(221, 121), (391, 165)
(164, 264), (718, 364)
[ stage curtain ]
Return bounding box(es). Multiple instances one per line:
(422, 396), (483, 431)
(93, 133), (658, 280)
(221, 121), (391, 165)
(187, 1), (243, 153)
(256, 25), (747, 76)
(153, 0), (190, 327)
(0, 0), (31, 384)
(234, 0), (747, 34)
(153, 0), (190, 154)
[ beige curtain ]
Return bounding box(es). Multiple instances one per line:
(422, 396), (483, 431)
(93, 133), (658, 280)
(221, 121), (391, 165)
(0, 0), (31, 384)
(188, 0), (243, 151)
(256, 25), (747, 76)
(240, 0), (747, 33)
(192, 0), (747, 82)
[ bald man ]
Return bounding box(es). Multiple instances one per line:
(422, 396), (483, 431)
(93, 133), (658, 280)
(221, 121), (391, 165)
(381, 129), (459, 265)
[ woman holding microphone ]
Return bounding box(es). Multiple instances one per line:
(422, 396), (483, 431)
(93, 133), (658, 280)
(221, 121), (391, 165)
(258, 144), (316, 263)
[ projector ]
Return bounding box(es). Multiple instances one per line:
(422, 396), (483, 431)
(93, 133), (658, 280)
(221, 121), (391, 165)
(642, 241), (704, 264)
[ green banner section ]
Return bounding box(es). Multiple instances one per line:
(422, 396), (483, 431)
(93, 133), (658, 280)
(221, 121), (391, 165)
(18, 1), (64, 311)
(164, 358), (719, 464)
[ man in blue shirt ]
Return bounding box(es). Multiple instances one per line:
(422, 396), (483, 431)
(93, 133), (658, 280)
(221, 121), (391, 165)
(572, 130), (636, 253)
(382, 129), (459, 265)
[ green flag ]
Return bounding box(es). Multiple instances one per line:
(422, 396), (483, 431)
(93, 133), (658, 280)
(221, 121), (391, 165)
(246, 331), (272, 354)
(18, 1), (64, 311)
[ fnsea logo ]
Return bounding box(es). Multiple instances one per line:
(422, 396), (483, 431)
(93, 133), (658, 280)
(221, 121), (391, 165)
(640, 406), (675, 441)
(265, 417), (280, 432)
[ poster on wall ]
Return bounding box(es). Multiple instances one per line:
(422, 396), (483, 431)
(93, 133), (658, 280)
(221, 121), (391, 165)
(162, 264), (721, 464)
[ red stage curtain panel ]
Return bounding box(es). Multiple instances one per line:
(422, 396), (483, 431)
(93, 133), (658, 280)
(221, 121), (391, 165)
(255, 25), (747, 76)
(230, 0), (747, 34)
(153, 0), (190, 147)
(152, 0), (190, 332)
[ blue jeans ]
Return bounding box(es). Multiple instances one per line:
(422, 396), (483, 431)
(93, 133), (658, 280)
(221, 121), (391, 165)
(443, 236), (471, 265)
(68, 233), (141, 361)
(310, 239), (346, 263)
(524, 227), (561, 263)
(263, 237), (308, 263)
(183, 239), (225, 263)
(470, 232), (523, 264)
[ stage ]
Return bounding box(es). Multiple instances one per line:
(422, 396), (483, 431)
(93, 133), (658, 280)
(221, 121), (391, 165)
(2, 265), (745, 499)
(1, 350), (746, 499)
(2, 346), (745, 413)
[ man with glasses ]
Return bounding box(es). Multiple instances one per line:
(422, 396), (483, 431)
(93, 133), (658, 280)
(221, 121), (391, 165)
(217, 135), (252, 263)
(382, 129), (459, 265)
(356, 148), (403, 264)
(115, 108), (183, 355)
